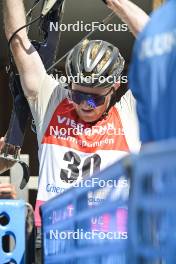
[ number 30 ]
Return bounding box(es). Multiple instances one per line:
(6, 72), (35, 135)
(60, 151), (101, 183)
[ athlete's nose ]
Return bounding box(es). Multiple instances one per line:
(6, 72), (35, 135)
(80, 100), (94, 110)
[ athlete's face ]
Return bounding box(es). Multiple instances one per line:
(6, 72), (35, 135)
(71, 83), (114, 123)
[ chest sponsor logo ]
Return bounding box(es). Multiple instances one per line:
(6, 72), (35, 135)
(42, 99), (129, 152)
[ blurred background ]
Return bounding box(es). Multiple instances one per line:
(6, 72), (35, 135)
(0, 0), (153, 206)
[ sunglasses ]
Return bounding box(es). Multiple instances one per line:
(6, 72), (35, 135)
(68, 88), (113, 108)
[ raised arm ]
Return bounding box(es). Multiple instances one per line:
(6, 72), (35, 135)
(106, 0), (150, 37)
(3, 0), (46, 98)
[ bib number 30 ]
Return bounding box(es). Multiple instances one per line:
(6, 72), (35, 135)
(60, 151), (101, 184)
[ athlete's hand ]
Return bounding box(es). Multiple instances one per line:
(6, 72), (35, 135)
(106, 0), (149, 37)
(0, 136), (17, 174)
(106, 0), (128, 15)
(0, 136), (18, 154)
(0, 137), (17, 199)
(0, 137), (5, 151)
(0, 183), (17, 199)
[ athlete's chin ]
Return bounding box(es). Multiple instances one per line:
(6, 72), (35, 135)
(78, 110), (101, 123)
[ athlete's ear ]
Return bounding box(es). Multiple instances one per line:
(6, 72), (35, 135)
(113, 81), (120, 91)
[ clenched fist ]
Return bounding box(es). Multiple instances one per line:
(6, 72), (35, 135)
(0, 183), (17, 199)
(0, 137), (16, 174)
(0, 137), (17, 199)
(105, 0), (149, 37)
(0, 137), (5, 150)
(106, 0), (128, 14)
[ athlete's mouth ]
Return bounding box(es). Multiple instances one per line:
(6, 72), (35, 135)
(81, 109), (94, 113)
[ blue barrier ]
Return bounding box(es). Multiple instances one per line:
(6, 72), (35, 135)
(0, 199), (25, 264)
(41, 159), (129, 264)
(41, 139), (176, 264)
(128, 140), (176, 264)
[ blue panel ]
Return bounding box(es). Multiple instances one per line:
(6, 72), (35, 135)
(41, 139), (176, 264)
(0, 200), (25, 264)
(41, 159), (129, 264)
(128, 139), (176, 264)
